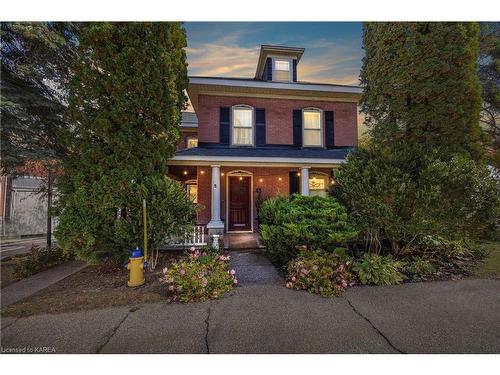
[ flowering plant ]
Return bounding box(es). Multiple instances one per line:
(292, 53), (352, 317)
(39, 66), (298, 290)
(286, 250), (354, 297)
(160, 247), (237, 302)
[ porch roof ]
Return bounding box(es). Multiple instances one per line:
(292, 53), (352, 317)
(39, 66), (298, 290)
(169, 146), (354, 167)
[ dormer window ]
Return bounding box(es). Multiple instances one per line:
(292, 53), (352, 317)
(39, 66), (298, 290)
(274, 59), (291, 82)
(232, 105), (254, 146)
(303, 108), (323, 147)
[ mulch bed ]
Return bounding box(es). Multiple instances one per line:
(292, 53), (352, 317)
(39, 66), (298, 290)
(1, 252), (182, 318)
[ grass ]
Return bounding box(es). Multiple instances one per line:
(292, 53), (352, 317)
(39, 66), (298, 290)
(474, 241), (500, 279)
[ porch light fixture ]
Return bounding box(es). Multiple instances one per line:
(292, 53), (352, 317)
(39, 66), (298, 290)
(183, 171), (188, 175)
(259, 178), (263, 183)
(200, 170), (205, 175)
(278, 177), (282, 181)
(221, 172), (225, 176)
(297, 172), (301, 176)
(239, 176), (243, 181)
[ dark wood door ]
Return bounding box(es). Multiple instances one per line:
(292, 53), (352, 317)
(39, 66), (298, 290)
(228, 176), (251, 231)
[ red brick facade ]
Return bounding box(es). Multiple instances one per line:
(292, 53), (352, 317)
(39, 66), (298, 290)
(196, 166), (332, 231)
(197, 95), (358, 147)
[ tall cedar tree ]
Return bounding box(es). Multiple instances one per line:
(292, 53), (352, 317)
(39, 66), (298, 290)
(479, 22), (500, 167)
(360, 22), (485, 160)
(55, 23), (196, 262)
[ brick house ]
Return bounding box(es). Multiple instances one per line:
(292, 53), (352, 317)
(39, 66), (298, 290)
(169, 45), (362, 238)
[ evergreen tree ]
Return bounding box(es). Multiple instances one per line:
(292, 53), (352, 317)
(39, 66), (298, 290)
(55, 22), (196, 262)
(360, 22), (484, 160)
(1, 22), (81, 172)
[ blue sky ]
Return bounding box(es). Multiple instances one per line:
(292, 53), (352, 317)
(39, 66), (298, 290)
(184, 22), (363, 85)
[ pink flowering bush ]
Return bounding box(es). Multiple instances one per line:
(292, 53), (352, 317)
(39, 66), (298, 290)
(286, 250), (354, 297)
(160, 247), (237, 302)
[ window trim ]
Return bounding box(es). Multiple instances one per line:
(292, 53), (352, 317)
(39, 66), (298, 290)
(231, 105), (255, 147)
(272, 57), (292, 82)
(302, 108), (324, 148)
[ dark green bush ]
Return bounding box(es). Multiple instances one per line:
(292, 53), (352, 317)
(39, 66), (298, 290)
(286, 250), (354, 297)
(336, 149), (500, 255)
(14, 245), (71, 278)
(352, 254), (404, 286)
(404, 256), (435, 280)
(259, 194), (358, 268)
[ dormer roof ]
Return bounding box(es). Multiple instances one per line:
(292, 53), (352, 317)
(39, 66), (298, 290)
(254, 45), (305, 80)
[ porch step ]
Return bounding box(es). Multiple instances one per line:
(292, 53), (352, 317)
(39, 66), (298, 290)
(224, 233), (263, 250)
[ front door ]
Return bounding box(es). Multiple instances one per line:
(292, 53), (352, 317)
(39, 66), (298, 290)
(228, 176), (251, 231)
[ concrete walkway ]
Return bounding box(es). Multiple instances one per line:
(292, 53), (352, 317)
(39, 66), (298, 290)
(1, 261), (87, 308)
(1, 279), (499, 354)
(229, 251), (282, 284)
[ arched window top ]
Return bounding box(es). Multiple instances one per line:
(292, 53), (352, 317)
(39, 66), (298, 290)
(231, 106), (254, 146)
(302, 108), (323, 147)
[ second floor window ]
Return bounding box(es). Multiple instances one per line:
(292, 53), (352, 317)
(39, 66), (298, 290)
(274, 59), (290, 81)
(303, 109), (323, 147)
(232, 105), (253, 146)
(186, 137), (198, 149)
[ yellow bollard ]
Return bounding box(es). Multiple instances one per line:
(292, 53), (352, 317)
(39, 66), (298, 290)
(127, 256), (145, 287)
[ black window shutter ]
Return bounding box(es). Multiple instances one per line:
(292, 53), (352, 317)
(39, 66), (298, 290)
(266, 58), (272, 81)
(292, 59), (297, 82)
(293, 109), (302, 147)
(289, 171), (299, 195)
(325, 111), (335, 149)
(256, 108), (266, 146)
(219, 107), (230, 145)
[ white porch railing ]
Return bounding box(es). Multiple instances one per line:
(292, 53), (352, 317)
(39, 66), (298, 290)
(163, 225), (207, 247)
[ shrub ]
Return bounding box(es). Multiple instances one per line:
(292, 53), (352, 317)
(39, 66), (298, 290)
(335, 148), (500, 255)
(160, 248), (236, 302)
(286, 250), (354, 297)
(14, 245), (71, 278)
(404, 256), (435, 280)
(352, 254), (404, 286)
(259, 194), (358, 268)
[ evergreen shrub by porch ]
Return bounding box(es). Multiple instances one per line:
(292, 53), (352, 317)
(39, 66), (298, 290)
(259, 195), (358, 268)
(352, 254), (404, 286)
(286, 249), (354, 297)
(160, 248), (237, 302)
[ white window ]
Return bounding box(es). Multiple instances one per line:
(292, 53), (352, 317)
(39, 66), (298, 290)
(186, 181), (198, 203)
(186, 137), (198, 149)
(232, 105), (254, 146)
(303, 109), (323, 147)
(309, 173), (328, 197)
(274, 59), (290, 81)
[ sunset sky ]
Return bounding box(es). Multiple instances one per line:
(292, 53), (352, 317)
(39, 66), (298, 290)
(184, 22), (364, 86)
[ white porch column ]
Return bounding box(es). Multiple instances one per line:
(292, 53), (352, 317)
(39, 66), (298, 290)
(207, 165), (224, 233)
(300, 166), (310, 196)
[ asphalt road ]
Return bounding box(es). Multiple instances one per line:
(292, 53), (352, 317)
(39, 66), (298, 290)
(0, 237), (48, 260)
(1, 278), (499, 354)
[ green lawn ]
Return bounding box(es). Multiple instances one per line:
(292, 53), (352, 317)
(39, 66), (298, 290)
(474, 241), (500, 279)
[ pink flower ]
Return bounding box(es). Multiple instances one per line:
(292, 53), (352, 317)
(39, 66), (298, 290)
(162, 267), (168, 274)
(202, 252), (207, 256)
(233, 279), (238, 285)
(201, 278), (208, 287)
(230, 269), (236, 276)
(291, 276), (296, 282)
(286, 282), (292, 288)
(168, 285), (174, 291)
(190, 246), (196, 252)
(341, 280), (348, 288)
(180, 269), (186, 275)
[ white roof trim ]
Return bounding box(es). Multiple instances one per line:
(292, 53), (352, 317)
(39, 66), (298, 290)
(170, 154), (345, 165)
(189, 77), (362, 95)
